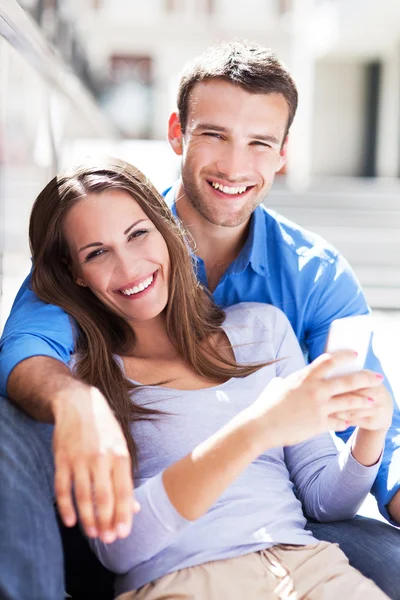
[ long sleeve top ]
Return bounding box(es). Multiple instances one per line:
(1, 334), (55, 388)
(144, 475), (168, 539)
(89, 303), (382, 595)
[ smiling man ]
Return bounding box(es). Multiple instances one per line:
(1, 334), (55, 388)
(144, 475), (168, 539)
(0, 41), (399, 600)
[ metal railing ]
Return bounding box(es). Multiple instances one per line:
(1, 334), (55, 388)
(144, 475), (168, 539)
(0, 0), (119, 137)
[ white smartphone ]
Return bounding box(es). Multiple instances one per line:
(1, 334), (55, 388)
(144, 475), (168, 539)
(324, 314), (372, 379)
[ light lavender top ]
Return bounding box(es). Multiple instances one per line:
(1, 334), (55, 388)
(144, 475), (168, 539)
(89, 303), (381, 595)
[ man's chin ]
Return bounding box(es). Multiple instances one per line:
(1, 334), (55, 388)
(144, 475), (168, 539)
(206, 211), (251, 228)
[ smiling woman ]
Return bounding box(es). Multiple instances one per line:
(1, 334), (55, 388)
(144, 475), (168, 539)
(26, 157), (392, 600)
(28, 157), (270, 467)
(62, 189), (170, 324)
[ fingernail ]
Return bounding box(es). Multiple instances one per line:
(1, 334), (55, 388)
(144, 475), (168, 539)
(102, 530), (116, 544)
(376, 374), (384, 381)
(353, 351), (358, 356)
(64, 516), (76, 527)
(368, 397), (374, 403)
(132, 499), (141, 513)
(87, 527), (98, 538)
(345, 420), (350, 427)
(116, 523), (131, 538)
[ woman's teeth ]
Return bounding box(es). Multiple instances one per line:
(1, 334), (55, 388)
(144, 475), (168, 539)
(211, 182), (248, 195)
(120, 274), (154, 296)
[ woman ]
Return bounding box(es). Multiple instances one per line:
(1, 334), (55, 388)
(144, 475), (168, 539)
(29, 158), (392, 599)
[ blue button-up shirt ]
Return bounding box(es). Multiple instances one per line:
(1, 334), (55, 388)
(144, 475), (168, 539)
(1, 182), (399, 521)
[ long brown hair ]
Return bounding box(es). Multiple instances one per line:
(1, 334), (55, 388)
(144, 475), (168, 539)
(29, 157), (267, 470)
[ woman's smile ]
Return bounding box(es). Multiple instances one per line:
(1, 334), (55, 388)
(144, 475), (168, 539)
(115, 270), (158, 300)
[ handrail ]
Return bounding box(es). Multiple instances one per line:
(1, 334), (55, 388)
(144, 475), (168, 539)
(0, 0), (119, 138)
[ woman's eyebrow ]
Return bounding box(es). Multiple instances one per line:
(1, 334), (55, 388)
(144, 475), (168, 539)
(124, 219), (148, 235)
(78, 219), (148, 253)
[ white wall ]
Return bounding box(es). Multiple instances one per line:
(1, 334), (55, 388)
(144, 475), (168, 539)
(312, 60), (366, 177)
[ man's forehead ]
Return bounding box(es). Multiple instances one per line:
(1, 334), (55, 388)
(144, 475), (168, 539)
(186, 81), (289, 138)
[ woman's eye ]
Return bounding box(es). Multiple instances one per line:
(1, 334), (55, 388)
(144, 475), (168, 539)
(128, 229), (149, 241)
(85, 249), (105, 262)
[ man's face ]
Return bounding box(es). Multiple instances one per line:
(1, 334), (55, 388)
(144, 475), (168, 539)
(170, 79), (289, 228)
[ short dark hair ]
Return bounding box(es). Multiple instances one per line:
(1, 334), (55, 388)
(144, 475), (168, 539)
(177, 40), (298, 137)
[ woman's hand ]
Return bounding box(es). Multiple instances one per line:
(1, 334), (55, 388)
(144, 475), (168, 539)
(246, 351), (384, 450)
(334, 383), (393, 467)
(52, 385), (140, 543)
(333, 383), (393, 433)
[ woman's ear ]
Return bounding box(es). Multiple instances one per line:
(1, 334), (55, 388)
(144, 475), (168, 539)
(63, 257), (86, 287)
(168, 112), (183, 156)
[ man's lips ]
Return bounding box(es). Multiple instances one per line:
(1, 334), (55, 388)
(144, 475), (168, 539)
(206, 180), (255, 198)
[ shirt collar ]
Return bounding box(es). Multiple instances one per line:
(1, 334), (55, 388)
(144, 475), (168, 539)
(232, 205), (269, 277)
(164, 181), (269, 277)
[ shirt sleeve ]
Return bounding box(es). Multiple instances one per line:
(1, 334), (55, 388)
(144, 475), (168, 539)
(285, 434), (382, 522)
(304, 254), (400, 523)
(0, 273), (75, 396)
(88, 472), (190, 574)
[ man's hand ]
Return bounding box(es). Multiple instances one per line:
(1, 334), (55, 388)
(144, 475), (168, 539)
(53, 385), (140, 543)
(388, 489), (400, 524)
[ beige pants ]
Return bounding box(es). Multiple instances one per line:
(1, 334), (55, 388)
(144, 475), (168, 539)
(116, 541), (389, 600)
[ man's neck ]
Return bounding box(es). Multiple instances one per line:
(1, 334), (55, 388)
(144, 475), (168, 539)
(174, 181), (250, 292)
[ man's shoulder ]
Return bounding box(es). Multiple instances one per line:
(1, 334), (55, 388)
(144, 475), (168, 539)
(259, 205), (340, 264)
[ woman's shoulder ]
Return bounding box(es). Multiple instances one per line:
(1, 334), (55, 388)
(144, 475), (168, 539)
(223, 302), (290, 333)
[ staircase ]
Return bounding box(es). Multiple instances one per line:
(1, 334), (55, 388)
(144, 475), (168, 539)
(268, 177), (400, 309)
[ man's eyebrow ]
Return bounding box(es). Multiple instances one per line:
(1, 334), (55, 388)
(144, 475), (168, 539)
(194, 123), (228, 133)
(78, 219), (148, 253)
(193, 123), (280, 145)
(249, 133), (280, 145)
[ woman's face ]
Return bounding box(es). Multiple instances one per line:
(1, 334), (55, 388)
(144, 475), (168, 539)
(63, 189), (170, 324)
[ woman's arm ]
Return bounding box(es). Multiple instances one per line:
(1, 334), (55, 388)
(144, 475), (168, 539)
(284, 430), (383, 523)
(89, 411), (267, 574)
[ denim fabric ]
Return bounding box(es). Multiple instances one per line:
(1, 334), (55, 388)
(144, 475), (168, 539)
(0, 396), (64, 600)
(307, 515), (400, 599)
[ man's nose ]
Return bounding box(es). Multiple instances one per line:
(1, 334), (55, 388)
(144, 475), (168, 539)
(215, 143), (252, 182)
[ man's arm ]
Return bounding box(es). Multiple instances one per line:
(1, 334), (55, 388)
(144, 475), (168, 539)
(0, 274), (74, 399)
(304, 253), (400, 524)
(7, 356), (76, 422)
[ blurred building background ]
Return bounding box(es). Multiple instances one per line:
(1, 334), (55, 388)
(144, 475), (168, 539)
(1, 0), (400, 422)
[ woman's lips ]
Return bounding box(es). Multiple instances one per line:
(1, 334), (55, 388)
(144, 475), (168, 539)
(116, 270), (158, 300)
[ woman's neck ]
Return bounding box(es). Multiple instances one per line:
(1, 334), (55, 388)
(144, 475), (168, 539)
(128, 314), (178, 360)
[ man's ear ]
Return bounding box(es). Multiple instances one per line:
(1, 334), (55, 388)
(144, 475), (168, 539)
(168, 112), (183, 156)
(276, 135), (289, 172)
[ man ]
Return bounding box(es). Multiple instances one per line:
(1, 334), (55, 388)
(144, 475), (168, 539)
(0, 41), (399, 600)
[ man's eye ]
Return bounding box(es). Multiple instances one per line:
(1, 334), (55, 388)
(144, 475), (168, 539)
(203, 132), (223, 139)
(85, 249), (105, 262)
(128, 229), (149, 240)
(252, 141), (271, 148)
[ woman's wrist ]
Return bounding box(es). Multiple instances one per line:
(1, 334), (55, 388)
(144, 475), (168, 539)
(351, 427), (386, 467)
(239, 406), (280, 456)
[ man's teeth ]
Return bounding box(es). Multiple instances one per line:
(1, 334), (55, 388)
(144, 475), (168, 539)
(211, 182), (248, 194)
(120, 275), (154, 296)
